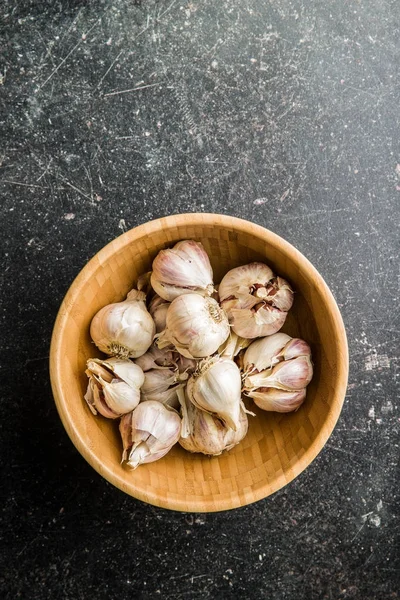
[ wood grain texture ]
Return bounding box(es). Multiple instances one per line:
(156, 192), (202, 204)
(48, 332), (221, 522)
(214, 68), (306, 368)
(49, 213), (348, 512)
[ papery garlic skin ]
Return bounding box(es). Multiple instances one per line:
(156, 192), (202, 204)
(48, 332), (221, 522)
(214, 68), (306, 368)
(186, 357), (242, 430)
(148, 295), (170, 333)
(90, 289), (156, 358)
(219, 263), (294, 338)
(157, 294), (230, 359)
(84, 357), (144, 418)
(179, 390), (248, 455)
(151, 240), (214, 301)
(119, 401), (181, 469)
(250, 388), (306, 413)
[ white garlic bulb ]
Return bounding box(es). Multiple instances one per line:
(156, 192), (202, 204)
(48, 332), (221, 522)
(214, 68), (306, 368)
(84, 357), (144, 419)
(119, 401), (181, 469)
(243, 334), (313, 412)
(157, 294), (230, 359)
(219, 263), (294, 338)
(90, 289), (156, 359)
(186, 357), (242, 430)
(148, 294), (170, 333)
(151, 240), (214, 301)
(140, 367), (188, 409)
(179, 389), (248, 456)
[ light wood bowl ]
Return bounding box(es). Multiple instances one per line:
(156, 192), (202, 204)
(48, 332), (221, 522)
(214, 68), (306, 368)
(50, 214), (348, 512)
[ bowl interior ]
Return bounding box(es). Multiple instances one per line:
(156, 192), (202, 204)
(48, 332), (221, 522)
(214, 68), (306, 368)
(50, 214), (348, 511)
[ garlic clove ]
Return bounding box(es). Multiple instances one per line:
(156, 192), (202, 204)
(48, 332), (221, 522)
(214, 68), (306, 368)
(151, 240), (214, 301)
(157, 294), (230, 359)
(90, 289), (156, 358)
(97, 357), (145, 389)
(179, 388), (248, 455)
(249, 388), (306, 412)
(243, 333), (292, 373)
(278, 337), (311, 362)
(119, 401), (181, 468)
(101, 379), (141, 414)
(84, 379), (120, 419)
(186, 357), (242, 431)
(245, 355), (313, 392)
(84, 357), (144, 418)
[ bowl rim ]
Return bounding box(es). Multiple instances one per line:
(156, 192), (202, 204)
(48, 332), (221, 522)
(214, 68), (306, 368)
(50, 213), (349, 512)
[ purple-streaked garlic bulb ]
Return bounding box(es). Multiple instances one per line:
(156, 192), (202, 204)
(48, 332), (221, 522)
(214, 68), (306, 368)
(178, 387), (248, 456)
(243, 333), (313, 412)
(119, 401), (181, 469)
(157, 293), (230, 359)
(219, 262), (294, 338)
(151, 240), (214, 301)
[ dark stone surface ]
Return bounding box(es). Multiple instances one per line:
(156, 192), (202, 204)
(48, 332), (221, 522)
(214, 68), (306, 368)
(1, 1), (399, 598)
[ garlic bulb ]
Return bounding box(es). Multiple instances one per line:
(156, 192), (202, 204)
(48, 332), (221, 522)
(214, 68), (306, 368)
(135, 343), (176, 372)
(90, 289), (156, 358)
(243, 334), (313, 412)
(148, 294), (170, 333)
(84, 357), (144, 419)
(179, 389), (248, 455)
(186, 357), (242, 430)
(141, 367), (188, 409)
(219, 263), (294, 338)
(151, 240), (214, 301)
(157, 294), (230, 359)
(119, 401), (181, 468)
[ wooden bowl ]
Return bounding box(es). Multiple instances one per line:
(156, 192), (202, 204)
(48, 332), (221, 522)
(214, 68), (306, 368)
(50, 214), (348, 512)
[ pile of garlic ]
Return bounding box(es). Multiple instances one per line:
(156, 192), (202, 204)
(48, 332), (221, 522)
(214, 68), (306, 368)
(84, 240), (313, 469)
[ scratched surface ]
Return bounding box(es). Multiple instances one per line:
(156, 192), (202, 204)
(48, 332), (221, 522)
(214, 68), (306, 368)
(1, 0), (399, 598)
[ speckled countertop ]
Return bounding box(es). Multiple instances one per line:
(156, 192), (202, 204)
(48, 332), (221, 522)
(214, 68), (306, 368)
(1, 1), (399, 598)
